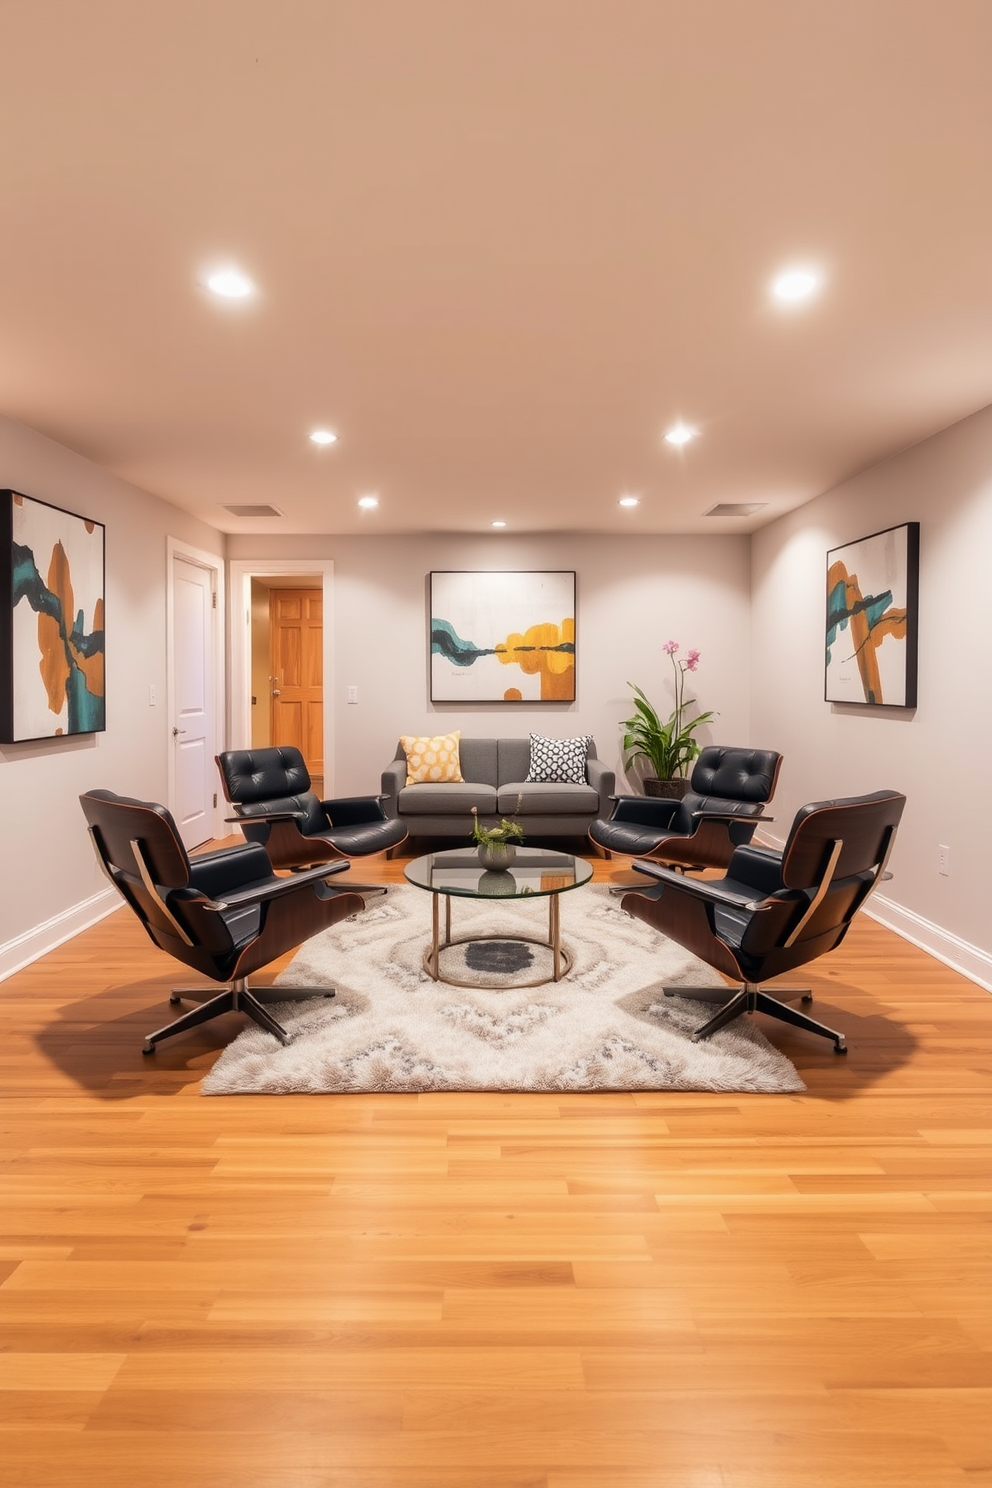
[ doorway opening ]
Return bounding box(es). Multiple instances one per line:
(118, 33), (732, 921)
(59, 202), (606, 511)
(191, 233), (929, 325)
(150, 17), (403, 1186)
(250, 577), (323, 793)
(228, 560), (335, 796)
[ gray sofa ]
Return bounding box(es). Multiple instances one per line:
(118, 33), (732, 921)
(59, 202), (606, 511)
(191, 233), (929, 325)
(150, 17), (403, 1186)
(381, 737), (614, 839)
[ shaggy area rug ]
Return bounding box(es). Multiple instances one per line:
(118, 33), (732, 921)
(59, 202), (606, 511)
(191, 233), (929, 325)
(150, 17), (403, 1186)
(202, 884), (804, 1095)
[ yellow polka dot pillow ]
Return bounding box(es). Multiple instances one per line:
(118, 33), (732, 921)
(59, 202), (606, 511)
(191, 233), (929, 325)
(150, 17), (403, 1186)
(400, 731), (464, 785)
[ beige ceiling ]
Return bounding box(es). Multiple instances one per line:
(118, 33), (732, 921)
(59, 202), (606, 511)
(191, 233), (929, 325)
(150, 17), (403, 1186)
(1, 0), (990, 538)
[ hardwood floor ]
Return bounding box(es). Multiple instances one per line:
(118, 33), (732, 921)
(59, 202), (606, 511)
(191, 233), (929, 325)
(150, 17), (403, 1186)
(1, 847), (990, 1487)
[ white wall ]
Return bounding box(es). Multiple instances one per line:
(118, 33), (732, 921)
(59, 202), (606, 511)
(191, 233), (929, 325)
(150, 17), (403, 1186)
(751, 404), (992, 983)
(226, 531), (752, 796)
(0, 415), (224, 973)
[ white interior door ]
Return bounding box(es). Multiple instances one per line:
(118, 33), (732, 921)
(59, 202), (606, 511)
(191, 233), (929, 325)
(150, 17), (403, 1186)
(171, 555), (216, 850)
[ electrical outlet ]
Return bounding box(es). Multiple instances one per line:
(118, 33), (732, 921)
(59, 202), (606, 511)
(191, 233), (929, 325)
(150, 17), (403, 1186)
(938, 844), (951, 877)
(347, 685), (358, 704)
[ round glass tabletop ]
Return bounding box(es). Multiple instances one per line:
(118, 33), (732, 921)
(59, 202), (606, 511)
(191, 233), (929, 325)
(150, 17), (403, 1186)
(404, 845), (593, 900)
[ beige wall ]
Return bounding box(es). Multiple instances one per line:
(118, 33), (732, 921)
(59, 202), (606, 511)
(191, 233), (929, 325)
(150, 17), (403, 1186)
(226, 531), (753, 797)
(751, 404), (992, 976)
(4, 402), (989, 985)
(0, 414), (224, 968)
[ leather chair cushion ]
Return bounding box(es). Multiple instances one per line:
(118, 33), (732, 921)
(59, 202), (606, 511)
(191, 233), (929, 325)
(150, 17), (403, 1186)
(221, 746), (312, 803)
(185, 843), (273, 899)
(590, 817), (682, 856)
(324, 816), (408, 854)
(691, 746), (780, 803)
(239, 790), (329, 837)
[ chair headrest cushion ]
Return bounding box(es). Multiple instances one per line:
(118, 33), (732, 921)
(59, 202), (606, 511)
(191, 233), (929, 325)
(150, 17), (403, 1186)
(218, 747), (311, 805)
(690, 747), (781, 803)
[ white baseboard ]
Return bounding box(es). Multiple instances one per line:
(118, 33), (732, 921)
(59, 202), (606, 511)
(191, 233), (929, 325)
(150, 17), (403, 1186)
(752, 828), (991, 991)
(864, 895), (992, 992)
(0, 888), (122, 983)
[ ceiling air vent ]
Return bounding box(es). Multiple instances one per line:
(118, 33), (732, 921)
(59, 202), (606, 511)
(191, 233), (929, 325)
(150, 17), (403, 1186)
(705, 502), (767, 517)
(224, 504), (284, 518)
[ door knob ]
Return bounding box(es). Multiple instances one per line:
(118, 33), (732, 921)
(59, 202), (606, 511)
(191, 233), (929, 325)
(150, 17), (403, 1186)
(172, 727), (187, 738)
(272, 689), (281, 697)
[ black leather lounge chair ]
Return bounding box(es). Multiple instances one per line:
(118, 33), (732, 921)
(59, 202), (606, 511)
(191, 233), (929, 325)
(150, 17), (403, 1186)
(621, 789), (906, 1053)
(588, 745), (783, 872)
(80, 788), (368, 1053)
(216, 745), (408, 871)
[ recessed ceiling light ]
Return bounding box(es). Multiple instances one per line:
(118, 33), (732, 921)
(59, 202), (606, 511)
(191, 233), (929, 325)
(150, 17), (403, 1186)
(664, 423), (697, 446)
(771, 267), (820, 303)
(618, 495), (640, 508)
(491, 520), (507, 528)
(206, 268), (254, 299)
(309, 429), (337, 446)
(357, 495), (379, 510)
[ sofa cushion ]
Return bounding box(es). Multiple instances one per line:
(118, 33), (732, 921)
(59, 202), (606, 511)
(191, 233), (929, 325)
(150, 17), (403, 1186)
(456, 737), (499, 787)
(400, 731), (464, 785)
(398, 781), (498, 816)
(525, 733), (592, 784)
(499, 780), (600, 815)
(496, 737), (531, 785)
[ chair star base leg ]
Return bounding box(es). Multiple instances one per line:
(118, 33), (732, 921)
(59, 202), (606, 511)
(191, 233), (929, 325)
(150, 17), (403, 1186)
(664, 981), (847, 1053)
(143, 979), (337, 1053)
(143, 988), (239, 1053)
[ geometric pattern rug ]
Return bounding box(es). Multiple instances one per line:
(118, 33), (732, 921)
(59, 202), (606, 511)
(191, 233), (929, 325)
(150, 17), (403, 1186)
(201, 884), (804, 1095)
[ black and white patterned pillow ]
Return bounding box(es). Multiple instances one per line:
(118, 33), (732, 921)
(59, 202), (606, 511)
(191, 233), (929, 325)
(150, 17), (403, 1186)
(525, 733), (591, 784)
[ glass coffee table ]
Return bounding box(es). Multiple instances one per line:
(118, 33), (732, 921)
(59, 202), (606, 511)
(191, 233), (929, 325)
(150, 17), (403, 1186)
(404, 846), (594, 988)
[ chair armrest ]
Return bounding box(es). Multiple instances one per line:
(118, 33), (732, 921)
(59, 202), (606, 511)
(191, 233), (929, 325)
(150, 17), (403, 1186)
(201, 857), (350, 911)
(611, 796), (682, 828)
(224, 809), (306, 824)
(630, 858), (768, 911)
(688, 809), (774, 824)
(319, 795), (388, 826)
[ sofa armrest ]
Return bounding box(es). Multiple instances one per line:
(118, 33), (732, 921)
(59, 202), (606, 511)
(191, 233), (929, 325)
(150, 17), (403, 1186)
(586, 756), (616, 817)
(380, 758), (407, 819)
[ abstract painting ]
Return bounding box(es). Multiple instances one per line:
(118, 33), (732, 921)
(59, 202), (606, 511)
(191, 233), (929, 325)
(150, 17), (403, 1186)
(1, 490), (106, 741)
(825, 522), (919, 707)
(430, 571), (576, 702)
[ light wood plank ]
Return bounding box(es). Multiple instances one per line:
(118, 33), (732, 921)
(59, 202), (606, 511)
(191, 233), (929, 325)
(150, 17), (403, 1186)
(0, 845), (989, 1485)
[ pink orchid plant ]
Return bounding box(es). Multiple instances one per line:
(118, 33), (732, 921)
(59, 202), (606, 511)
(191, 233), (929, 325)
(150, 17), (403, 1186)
(622, 641), (716, 781)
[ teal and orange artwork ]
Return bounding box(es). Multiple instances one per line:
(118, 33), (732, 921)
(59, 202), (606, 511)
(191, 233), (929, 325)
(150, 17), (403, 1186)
(430, 571), (576, 702)
(825, 524), (918, 708)
(4, 491), (106, 740)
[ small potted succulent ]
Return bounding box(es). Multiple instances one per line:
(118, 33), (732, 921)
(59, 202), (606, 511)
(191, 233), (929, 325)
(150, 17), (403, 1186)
(470, 803), (525, 869)
(622, 641), (716, 798)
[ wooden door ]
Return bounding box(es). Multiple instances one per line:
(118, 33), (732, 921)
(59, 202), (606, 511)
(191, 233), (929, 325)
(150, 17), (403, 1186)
(269, 588), (323, 783)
